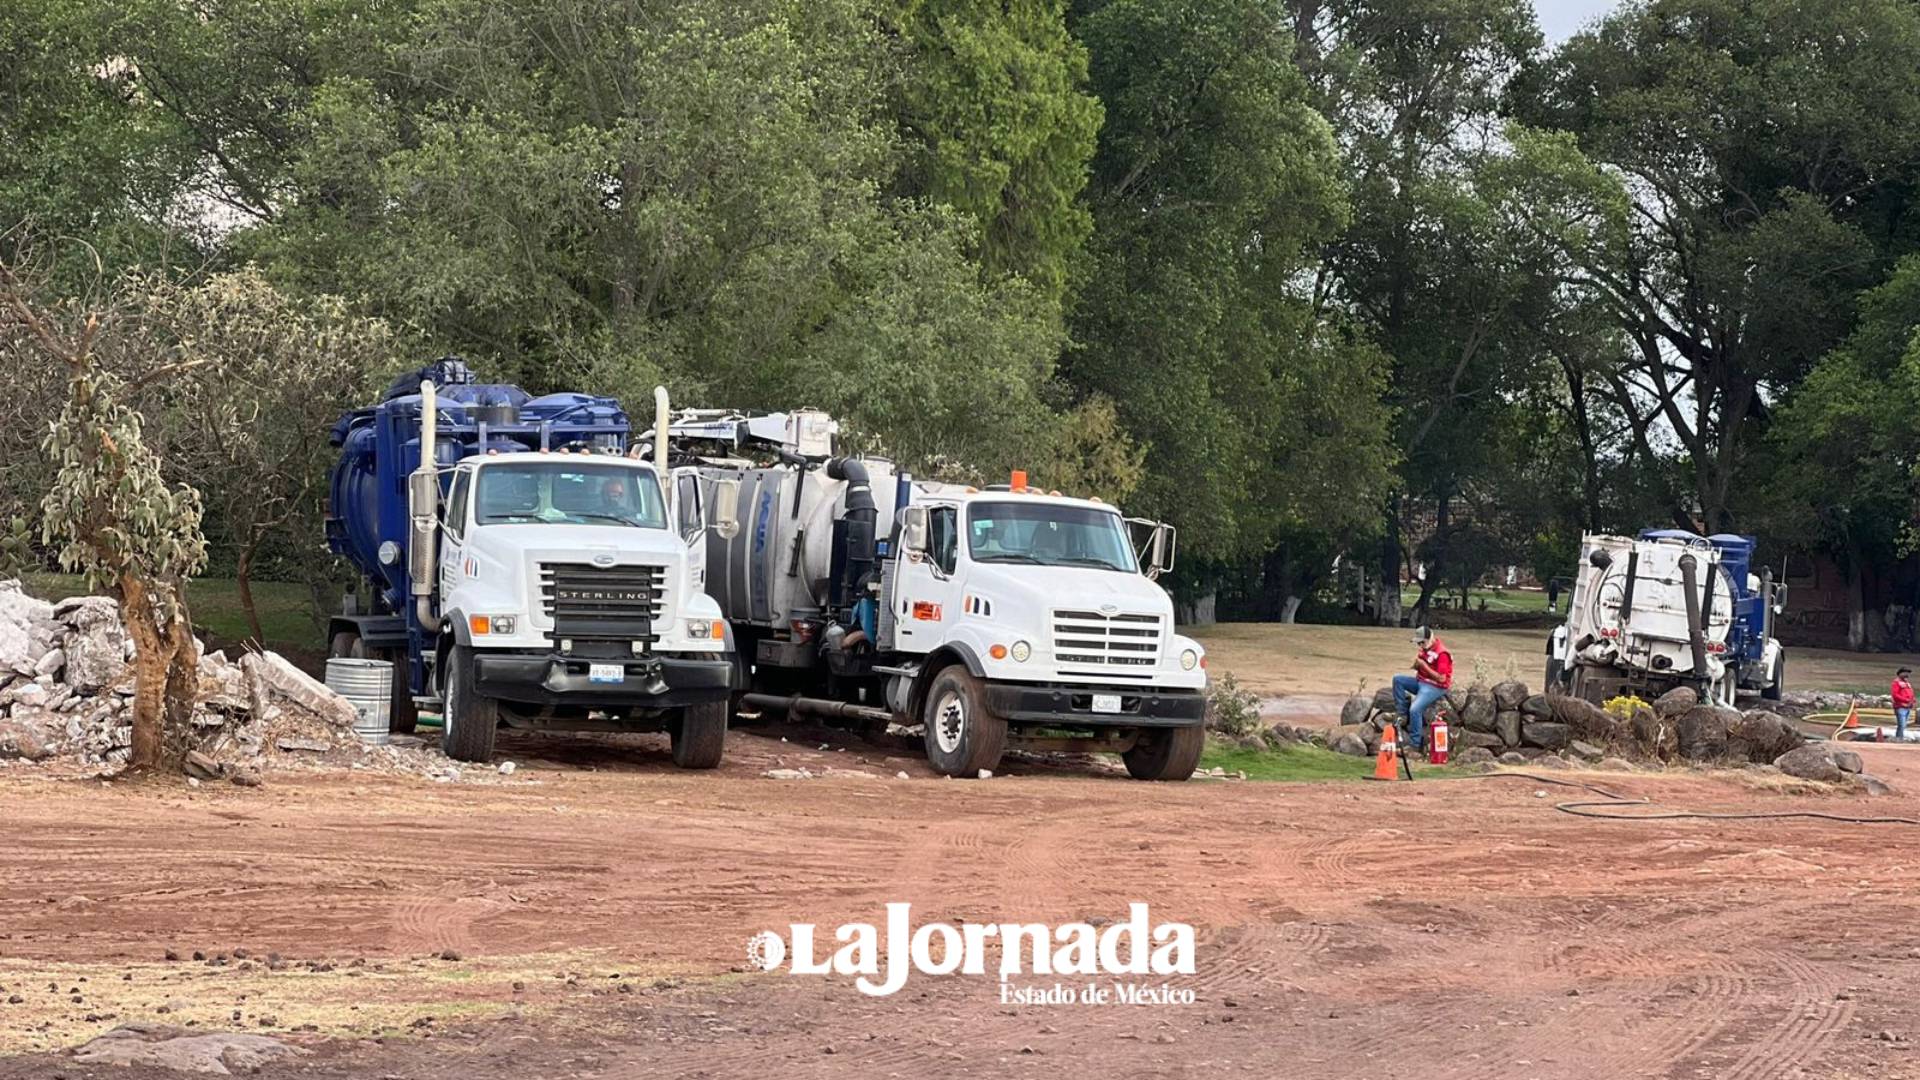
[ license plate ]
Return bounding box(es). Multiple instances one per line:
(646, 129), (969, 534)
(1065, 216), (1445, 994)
(1091, 693), (1123, 714)
(588, 663), (625, 684)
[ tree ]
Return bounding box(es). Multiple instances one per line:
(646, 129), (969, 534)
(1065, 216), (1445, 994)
(884, 0), (1103, 303)
(1766, 255), (1920, 649)
(142, 268), (391, 645)
(1, 248), (207, 772)
(1511, 0), (1920, 531)
(1067, 0), (1392, 587)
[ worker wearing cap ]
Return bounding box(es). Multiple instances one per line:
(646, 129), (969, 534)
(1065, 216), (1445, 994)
(1893, 667), (1914, 741)
(1392, 626), (1452, 753)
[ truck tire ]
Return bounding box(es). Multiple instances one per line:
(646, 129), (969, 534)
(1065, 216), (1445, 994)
(441, 644), (499, 762)
(1122, 725), (1204, 781)
(329, 632), (418, 735)
(921, 667), (1006, 777)
(1762, 650), (1785, 702)
(671, 700), (728, 769)
(1544, 657), (1563, 693)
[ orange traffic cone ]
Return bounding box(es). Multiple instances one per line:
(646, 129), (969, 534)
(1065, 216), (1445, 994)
(1832, 701), (1859, 741)
(1371, 723), (1404, 781)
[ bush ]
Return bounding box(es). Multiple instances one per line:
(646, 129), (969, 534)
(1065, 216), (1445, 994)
(1205, 672), (1263, 738)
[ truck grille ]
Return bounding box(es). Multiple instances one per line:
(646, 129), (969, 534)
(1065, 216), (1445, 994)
(539, 563), (666, 644)
(1052, 610), (1163, 675)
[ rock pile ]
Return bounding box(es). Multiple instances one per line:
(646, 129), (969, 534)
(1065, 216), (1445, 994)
(0, 579), (363, 773)
(1330, 677), (1891, 792)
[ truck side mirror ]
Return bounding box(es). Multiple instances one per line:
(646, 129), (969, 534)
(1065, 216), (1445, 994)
(709, 477), (740, 540)
(1153, 523), (1178, 578)
(901, 506), (929, 554)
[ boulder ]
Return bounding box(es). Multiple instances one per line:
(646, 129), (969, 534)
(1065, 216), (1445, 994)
(59, 596), (129, 693)
(1370, 686), (1396, 714)
(1456, 729), (1503, 751)
(1331, 730), (1370, 757)
(1455, 746), (1495, 766)
(1531, 754), (1572, 770)
(1832, 749), (1864, 775)
(1597, 756), (1636, 772)
(1857, 774), (1896, 797)
(1675, 705), (1735, 761)
(1339, 696), (1371, 727)
(1569, 740), (1605, 762)
(1652, 686), (1698, 719)
(0, 716), (54, 761)
(1521, 722), (1571, 751)
(1497, 751), (1528, 765)
(1630, 707), (1672, 758)
(1492, 680), (1528, 711)
(1495, 710), (1522, 748)
(0, 580), (57, 676)
(1520, 694), (1554, 719)
(1774, 744), (1844, 783)
(1728, 711), (1802, 764)
(1549, 695), (1617, 742)
(1459, 685), (1496, 732)
(32, 646), (64, 680)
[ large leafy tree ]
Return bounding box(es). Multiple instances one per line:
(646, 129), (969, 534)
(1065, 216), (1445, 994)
(1511, 0), (1920, 532)
(885, 0), (1102, 304)
(1066, 0), (1392, 585)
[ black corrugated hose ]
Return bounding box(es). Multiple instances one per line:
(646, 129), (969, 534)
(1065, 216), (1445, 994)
(1463, 771), (1920, 826)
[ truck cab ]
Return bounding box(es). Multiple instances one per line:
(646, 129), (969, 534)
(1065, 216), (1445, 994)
(430, 452), (733, 761)
(890, 489), (1208, 779)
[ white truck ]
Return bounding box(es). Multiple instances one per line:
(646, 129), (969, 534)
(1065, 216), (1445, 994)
(1545, 530), (1785, 708)
(327, 361), (741, 766)
(663, 409), (1211, 780)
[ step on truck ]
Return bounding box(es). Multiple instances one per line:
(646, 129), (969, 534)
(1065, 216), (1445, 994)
(325, 358), (740, 765)
(1546, 530), (1786, 708)
(662, 408), (1210, 780)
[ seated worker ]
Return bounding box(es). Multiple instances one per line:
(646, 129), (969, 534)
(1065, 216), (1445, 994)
(1392, 626), (1452, 753)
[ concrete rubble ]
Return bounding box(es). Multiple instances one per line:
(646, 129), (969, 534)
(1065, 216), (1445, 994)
(0, 579), (472, 782)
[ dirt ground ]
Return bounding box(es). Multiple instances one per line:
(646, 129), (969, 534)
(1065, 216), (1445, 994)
(3, 722), (1919, 1080)
(1195, 623), (1920, 700)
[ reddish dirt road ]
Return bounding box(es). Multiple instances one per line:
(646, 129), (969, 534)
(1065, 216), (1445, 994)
(3, 732), (1919, 1079)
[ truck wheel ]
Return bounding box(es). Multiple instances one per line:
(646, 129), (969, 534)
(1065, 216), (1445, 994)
(1122, 725), (1204, 781)
(441, 644), (499, 762)
(671, 700), (728, 769)
(1762, 651), (1785, 702)
(1544, 657), (1564, 692)
(921, 667), (1006, 777)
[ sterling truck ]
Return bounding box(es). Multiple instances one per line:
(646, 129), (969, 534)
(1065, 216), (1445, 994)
(1546, 530), (1785, 707)
(325, 358), (739, 766)
(662, 409), (1209, 780)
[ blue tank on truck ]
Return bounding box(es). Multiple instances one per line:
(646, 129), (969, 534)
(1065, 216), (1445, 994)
(323, 357), (739, 766)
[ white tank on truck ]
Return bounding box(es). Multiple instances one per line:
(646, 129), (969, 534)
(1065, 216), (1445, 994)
(660, 409), (1210, 780)
(1545, 530), (1784, 707)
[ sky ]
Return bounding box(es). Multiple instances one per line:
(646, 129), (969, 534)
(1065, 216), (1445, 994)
(1533, 0), (1622, 42)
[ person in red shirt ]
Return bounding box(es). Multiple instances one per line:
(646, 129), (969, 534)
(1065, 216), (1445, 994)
(1893, 667), (1913, 741)
(1392, 626), (1452, 753)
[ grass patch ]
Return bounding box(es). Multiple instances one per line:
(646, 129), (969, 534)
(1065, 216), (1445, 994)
(1399, 585), (1553, 614)
(1199, 738), (1448, 782)
(20, 572), (319, 653)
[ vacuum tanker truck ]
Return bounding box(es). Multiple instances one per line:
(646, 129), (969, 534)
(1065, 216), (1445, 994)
(325, 358), (739, 766)
(1545, 530), (1785, 707)
(662, 409), (1209, 780)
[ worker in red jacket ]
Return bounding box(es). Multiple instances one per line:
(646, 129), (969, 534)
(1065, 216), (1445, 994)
(1893, 667), (1914, 741)
(1392, 626), (1452, 753)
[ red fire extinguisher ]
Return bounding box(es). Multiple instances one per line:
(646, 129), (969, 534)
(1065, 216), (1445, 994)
(1428, 716), (1450, 765)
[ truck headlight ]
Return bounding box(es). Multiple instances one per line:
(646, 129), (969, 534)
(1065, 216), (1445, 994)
(685, 619), (725, 641)
(1010, 640), (1031, 662)
(1180, 648), (1199, 671)
(468, 614), (516, 636)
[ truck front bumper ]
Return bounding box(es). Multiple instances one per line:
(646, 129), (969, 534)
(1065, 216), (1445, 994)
(473, 651), (732, 708)
(982, 682), (1206, 729)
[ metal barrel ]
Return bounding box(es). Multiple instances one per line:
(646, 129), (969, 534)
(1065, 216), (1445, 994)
(325, 658), (393, 745)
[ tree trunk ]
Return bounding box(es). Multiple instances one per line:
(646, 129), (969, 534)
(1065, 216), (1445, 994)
(1846, 538), (1866, 652)
(1278, 595), (1302, 624)
(1375, 496), (1403, 626)
(117, 581), (169, 771)
(237, 540), (264, 647)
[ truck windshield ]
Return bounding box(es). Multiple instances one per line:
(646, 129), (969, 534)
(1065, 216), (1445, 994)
(967, 501), (1137, 573)
(474, 461), (667, 528)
